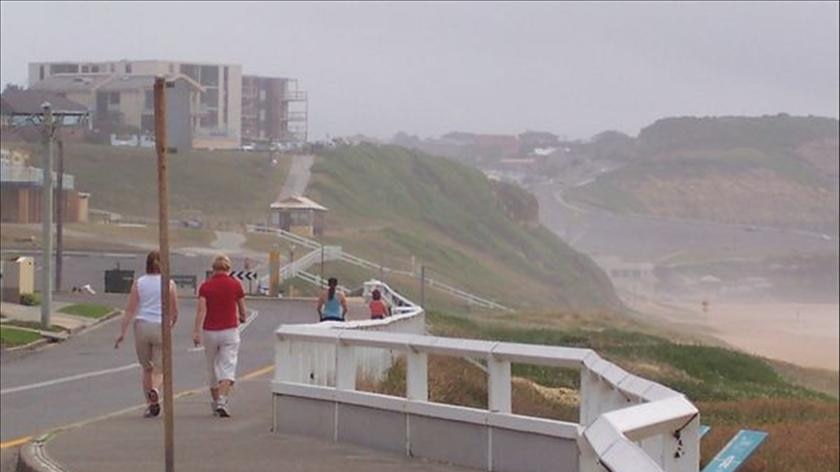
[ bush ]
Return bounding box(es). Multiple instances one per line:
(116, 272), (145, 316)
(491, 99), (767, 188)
(19, 293), (41, 306)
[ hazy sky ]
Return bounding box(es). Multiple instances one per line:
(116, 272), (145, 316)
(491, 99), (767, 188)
(2, 1), (838, 140)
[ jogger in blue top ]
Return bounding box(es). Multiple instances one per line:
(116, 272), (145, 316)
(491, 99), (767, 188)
(317, 277), (347, 321)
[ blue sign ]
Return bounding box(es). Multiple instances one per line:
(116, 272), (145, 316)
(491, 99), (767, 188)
(702, 430), (768, 472)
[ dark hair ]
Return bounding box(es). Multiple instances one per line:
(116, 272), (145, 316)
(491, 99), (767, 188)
(371, 289), (381, 301)
(145, 250), (161, 274)
(327, 277), (338, 300)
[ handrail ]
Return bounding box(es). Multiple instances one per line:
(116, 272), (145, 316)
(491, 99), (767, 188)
(248, 225), (509, 310)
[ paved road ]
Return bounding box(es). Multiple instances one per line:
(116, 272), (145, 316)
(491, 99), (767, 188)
(532, 181), (836, 263)
(0, 297), (344, 444)
(0, 250), (268, 296)
(278, 154), (314, 199)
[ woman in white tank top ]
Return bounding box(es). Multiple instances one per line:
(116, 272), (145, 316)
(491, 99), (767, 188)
(114, 251), (179, 418)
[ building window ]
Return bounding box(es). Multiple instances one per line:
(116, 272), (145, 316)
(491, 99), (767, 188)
(109, 92), (120, 105)
(125, 63), (132, 74)
(39, 66), (44, 81)
(200, 88), (219, 108)
(51, 63), (79, 74)
(82, 65), (89, 73)
(145, 90), (154, 110)
(200, 113), (219, 128)
(169, 64), (174, 74)
(91, 65), (100, 73)
(180, 64), (198, 81)
(200, 65), (218, 87)
(110, 64), (116, 73)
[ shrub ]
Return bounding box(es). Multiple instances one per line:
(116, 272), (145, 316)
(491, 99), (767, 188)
(19, 293), (41, 306)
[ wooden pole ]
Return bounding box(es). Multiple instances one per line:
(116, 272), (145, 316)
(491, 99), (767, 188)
(154, 77), (175, 472)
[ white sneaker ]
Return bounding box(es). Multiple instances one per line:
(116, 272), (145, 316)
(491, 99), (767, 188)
(215, 397), (230, 418)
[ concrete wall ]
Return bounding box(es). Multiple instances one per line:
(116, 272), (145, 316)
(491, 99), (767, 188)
(166, 81), (194, 152)
(272, 392), (579, 472)
(224, 64), (242, 141)
(0, 186), (88, 223)
(119, 90), (144, 129)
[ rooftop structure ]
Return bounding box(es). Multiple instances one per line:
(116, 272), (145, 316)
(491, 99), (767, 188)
(270, 195), (327, 237)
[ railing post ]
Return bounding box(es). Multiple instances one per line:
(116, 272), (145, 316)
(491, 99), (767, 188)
(406, 349), (428, 401)
(488, 357), (511, 414)
(275, 337), (298, 382)
(578, 435), (602, 472)
(335, 343), (356, 390)
(663, 413), (700, 472)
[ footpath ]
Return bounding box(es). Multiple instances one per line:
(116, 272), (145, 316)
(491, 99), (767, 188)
(24, 372), (470, 472)
(0, 301), (117, 345)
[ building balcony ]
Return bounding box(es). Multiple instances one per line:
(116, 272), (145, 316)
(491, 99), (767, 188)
(282, 91), (307, 101)
(281, 111), (308, 122)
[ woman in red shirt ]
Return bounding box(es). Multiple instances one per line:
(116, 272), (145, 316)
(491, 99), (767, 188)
(369, 289), (391, 320)
(193, 254), (247, 418)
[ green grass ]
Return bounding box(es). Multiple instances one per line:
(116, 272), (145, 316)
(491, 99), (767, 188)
(58, 303), (114, 319)
(426, 311), (829, 401)
(13, 142), (291, 225)
(2, 320), (65, 333)
(308, 143), (620, 312)
(0, 326), (42, 347)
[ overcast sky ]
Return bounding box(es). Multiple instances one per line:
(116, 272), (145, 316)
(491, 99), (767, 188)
(2, 1), (837, 140)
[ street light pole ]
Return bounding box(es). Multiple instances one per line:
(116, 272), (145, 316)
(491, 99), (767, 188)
(40, 104), (55, 329)
(55, 139), (64, 292)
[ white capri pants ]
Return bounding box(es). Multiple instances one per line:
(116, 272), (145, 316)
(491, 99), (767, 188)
(202, 328), (241, 387)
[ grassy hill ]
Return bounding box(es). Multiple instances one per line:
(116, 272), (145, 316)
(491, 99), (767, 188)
(2, 139), (619, 312)
(566, 115), (839, 233)
(9, 141), (290, 225)
(306, 143), (620, 312)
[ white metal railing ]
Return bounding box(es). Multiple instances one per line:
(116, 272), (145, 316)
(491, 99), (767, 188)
(295, 270), (350, 294)
(279, 246), (343, 279)
(248, 225), (508, 310)
(273, 290), (699, 472)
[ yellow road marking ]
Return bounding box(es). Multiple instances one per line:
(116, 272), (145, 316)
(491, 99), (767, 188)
(0, 436), (33, 449)
(0, 363), (274, 449)
(240, 365), (274, 381)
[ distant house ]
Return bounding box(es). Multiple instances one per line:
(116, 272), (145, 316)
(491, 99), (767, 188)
(269, 195), (327, 237)
(1, 148), (91, 224)
(30, 74), (203, 151)
(474, 134), (520, 158)
(0, 89), (89, 142)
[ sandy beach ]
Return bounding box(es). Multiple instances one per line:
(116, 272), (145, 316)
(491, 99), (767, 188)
(639, 299), (839, 371)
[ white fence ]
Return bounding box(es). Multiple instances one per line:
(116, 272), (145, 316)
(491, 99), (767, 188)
(272, 283), (699, 472)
